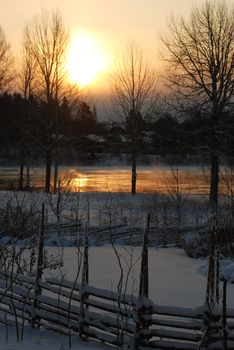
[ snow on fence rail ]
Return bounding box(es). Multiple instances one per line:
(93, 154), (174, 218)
(0, 208), (233, 349)
(0, 271), (233, 349)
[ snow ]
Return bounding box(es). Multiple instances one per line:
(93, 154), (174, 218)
(0, 186), (233, 349)
(44, 246), (234, 308)
(0, 326), (108, 350)
(199, 258), (234, 283)
(220, 262), (234, 282)
(0, 246), (234, 349)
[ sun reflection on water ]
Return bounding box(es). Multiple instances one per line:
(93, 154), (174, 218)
(71, 175), (88, 192)
(1, 166), (231, 195)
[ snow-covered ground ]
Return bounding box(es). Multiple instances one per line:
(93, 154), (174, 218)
(54, 246), (234, 308)
(0, 187), (233, 349)
(0, 246), (233, 350)
(0, 327), (109, 350)
(0, 189), (210, 229)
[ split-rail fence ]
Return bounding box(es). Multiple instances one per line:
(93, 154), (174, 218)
(0, 209), (233, 349)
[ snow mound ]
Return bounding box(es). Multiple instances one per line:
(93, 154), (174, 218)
(198, 259), (234, 283)
(183, 231), (209, 258)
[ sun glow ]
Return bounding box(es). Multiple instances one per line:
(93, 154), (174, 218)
(72, 176), (88, 191)
(66, 31), (109, 87)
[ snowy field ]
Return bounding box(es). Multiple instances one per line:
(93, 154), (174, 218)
(0, 246), (234, 349)
(0, 188), (233, 349)
(60, 246), (207, 306)
(0, 189), (211, 229)
(46, 246), (234, 308)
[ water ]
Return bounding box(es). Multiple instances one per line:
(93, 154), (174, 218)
(0, 164), (213, 194)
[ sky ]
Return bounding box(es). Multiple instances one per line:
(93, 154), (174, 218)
(0, 0), (205, 54)
(0, 0), (205, 111)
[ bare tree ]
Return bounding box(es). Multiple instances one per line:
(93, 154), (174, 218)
(161, 0), (234, 213)
(18, 30), (37, 100)
(111, 42), (158, 195)
(0, 26), (14, 92)
(0, 26), (14, 173)
(15, 32), (38, 191)
(165, 164), (190, 228)
(24, 9), (68, 104)
(24, 9), (70, 192)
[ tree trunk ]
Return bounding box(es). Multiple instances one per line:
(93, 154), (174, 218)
(18, 163), (24, 191)
(45, 149), (52, 193)
(53, 159), (58, 194)
(209, 110), (219, 215)
(209, 152), (219, 213)
(18, 146), (25, 191)
(131, 153), (137, 195)
(26, 146), (30, 192)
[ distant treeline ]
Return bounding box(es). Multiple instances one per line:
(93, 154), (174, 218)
(0, 92), (233, 162)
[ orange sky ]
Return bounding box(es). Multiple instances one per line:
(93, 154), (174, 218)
(0, 0), (205, 52)
(0, 0), (205, 105)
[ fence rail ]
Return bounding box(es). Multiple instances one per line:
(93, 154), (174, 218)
(0, 268), (233, 348)
(44, 222), (206, 247)
(0, 208), (232, 349)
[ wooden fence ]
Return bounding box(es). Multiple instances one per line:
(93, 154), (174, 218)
(0, 270), (233, 349)
(44, 221), (206, 247)
(0, 209), (233, 349)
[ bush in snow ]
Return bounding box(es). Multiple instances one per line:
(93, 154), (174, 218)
(183, 216), (234, 258)
(0, 201), (40, 239)
(183, 228), (209, 258)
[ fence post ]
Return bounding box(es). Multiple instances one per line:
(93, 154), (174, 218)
(139, 214), (150, 298)
(134, 214), (152, 349)
(200, 221), (221, 349)
(79, 228), (89, 339)
(32, 202), (45, 328)
(222, 279), (228, 350)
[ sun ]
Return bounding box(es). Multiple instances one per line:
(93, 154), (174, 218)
(66, 31), (109, 87)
